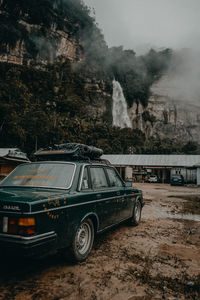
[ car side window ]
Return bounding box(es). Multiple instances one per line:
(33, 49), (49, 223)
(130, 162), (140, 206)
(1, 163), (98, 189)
(81, 167), (90, 190)
(106, 168), (124, 187)
(90, 167), (108, 189)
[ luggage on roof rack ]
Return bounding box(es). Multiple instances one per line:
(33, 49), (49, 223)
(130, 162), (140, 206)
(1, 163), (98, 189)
(34, 143), (104, 161)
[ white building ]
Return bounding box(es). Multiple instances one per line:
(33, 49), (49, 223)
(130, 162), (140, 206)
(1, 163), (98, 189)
(102, 154), (200, 184)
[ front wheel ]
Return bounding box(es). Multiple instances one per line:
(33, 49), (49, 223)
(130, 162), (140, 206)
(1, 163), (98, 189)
(70, 218), (94, 262)
(129, 199), (142, 226)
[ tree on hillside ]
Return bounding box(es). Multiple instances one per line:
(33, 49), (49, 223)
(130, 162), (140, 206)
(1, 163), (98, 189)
(0, 67), (31, 147)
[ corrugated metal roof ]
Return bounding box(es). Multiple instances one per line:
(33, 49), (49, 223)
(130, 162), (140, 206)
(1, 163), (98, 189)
(102, 154), (200, 167)
(0, 148), (19, 157)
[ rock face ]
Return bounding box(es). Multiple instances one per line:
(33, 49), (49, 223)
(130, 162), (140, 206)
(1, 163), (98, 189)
(0, 40), (26, 65)
(83, 78), (113, 121)
(129, 76), (200, 142)
(0, 21), (80, 66)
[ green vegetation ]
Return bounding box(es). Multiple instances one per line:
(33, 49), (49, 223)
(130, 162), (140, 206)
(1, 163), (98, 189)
(143, 138), (200, 155)
(81, 46), (172, 108)
(109, 47), (172, 107)
(0, 62), (145, 156)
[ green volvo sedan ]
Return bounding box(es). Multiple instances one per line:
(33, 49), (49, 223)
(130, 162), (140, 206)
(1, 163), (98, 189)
(0, 144), (144, 262)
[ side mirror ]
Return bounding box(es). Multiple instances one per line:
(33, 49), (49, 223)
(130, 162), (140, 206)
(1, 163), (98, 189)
(125, 181), (132, 187)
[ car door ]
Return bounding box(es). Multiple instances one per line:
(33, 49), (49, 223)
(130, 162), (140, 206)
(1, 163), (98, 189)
(105, 167), (132, 222)
(89, 166), (118, 229)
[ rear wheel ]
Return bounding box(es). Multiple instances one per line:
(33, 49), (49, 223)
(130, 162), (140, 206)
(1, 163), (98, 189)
(129, 199), (142, 226)
(71, 218), (94, 262)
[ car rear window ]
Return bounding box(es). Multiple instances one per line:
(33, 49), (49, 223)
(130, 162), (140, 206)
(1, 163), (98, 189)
(0, 162), (75, 189)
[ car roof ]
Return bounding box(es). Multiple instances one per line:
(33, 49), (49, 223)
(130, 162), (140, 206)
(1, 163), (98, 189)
(27, 160), (112, 168)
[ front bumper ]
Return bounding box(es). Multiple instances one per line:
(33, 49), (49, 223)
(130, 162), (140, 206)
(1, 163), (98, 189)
(0, 231), (57, 257)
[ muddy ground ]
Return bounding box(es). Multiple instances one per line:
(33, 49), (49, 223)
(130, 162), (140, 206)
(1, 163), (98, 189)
(0, 183), (200, 300)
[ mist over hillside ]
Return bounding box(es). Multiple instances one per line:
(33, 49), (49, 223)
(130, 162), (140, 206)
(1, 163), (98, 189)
(152, 49), (200, 107)
(0, 0), (199, 155)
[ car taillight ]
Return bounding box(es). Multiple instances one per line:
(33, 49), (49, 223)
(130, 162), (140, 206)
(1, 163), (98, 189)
(18, 218), (35, 226)
(2, 217), (36, 236)
(18, 218), (36, 236)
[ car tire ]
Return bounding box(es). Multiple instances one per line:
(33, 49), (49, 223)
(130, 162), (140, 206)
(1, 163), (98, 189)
(69, 218), (94, 262)
(129, 199), (142, 226)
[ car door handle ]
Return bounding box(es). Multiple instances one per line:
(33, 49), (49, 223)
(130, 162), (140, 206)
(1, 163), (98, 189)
(116, 191), (120, 196)
(96, 193), (102, 199)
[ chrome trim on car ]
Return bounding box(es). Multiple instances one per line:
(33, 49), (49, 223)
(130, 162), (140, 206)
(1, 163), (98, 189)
(97, 216), (131, 233)
(0, 193), (141, 215)
(78, 164), (126, 191)
(78, 164), (89, 192)
(0, 231), (56, 240)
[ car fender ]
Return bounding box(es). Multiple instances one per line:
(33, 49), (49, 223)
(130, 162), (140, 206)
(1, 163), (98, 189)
(134, 195), (144, 208)
(80, 212), (100, 234)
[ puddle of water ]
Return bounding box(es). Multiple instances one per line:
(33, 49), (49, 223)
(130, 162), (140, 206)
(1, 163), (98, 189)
(162, 212), (200, 222)
(148, 207), (200, 222)
(167, 194), (200, 217)
(168, 194), (200, 201)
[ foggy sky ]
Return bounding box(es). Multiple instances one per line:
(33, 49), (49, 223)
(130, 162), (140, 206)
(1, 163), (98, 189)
(83, 0), (200, 54)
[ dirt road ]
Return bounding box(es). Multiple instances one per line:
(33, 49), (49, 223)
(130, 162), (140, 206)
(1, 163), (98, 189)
(0, 183), (199, 300)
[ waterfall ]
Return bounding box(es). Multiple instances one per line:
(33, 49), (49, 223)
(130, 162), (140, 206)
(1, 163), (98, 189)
(112, 80), (132, 128)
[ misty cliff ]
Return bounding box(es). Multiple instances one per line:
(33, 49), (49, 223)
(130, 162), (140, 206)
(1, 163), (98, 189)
(0, 0), (199, 154)
(129, 50), (200, 144)
(129, 78), (200, 143)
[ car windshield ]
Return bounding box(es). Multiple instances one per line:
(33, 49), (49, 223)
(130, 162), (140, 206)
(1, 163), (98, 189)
(0, 162), (75, 189)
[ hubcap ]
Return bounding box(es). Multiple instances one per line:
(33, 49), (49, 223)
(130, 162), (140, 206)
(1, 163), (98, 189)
(75, 222), (92, 255)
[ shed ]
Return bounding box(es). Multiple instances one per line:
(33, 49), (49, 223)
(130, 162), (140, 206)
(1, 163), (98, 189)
(102, 154), (200, 183)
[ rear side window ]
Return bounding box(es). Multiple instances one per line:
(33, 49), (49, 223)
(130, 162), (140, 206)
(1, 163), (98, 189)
(90, 167), (108, 189)
(106, 168), (124, 187)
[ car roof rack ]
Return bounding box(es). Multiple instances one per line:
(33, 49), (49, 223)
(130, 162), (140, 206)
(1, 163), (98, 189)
(34, 143), (110, 164)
